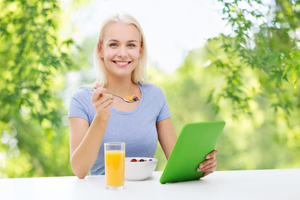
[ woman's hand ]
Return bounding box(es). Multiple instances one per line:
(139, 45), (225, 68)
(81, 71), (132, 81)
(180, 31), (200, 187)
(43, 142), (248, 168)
(197, 150), (218, 178)
(92, 83), (114, 121)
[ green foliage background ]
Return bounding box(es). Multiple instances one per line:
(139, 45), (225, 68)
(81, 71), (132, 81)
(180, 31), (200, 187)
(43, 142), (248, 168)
(0, 0), (299, 178)
(0, 0), (82, 177)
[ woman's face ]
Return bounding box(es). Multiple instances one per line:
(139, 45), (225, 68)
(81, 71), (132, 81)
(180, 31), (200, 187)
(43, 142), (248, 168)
(99, 22), (141, 79)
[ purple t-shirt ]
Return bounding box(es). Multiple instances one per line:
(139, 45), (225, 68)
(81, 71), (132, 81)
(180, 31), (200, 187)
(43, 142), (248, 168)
(68, 83), (171, 175)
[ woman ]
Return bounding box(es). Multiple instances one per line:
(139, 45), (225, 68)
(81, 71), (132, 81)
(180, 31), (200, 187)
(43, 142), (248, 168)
(68, 13), (218, 179)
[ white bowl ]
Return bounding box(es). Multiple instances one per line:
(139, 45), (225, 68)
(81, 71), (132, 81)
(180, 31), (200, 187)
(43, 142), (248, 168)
(125, 157), (158, 181)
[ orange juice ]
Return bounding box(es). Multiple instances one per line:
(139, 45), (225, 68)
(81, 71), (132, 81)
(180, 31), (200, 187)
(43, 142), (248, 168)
(105, 150), (125, 187)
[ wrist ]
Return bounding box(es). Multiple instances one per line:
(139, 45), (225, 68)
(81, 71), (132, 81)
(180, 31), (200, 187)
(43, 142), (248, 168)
(94, 113), (110, 123)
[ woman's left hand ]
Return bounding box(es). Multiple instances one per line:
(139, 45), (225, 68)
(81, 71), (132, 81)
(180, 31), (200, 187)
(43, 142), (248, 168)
(197, 150), (218, 178)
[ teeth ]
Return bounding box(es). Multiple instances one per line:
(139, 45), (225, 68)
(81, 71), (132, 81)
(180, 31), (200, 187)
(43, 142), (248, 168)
(115, 62), (129, 65)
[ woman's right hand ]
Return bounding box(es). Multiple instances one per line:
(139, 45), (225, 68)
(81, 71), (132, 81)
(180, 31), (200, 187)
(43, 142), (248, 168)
(92, 82), (114, 121)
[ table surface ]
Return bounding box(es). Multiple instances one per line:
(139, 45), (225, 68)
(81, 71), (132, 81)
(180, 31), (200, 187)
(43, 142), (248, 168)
(1, 169), (300, 200)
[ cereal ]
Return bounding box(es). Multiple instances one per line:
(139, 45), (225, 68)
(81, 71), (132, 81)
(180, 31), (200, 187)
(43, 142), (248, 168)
(124, 95), (139, 102)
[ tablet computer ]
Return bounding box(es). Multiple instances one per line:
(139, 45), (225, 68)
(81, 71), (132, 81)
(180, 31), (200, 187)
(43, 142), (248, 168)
(159, 120), (226, 184)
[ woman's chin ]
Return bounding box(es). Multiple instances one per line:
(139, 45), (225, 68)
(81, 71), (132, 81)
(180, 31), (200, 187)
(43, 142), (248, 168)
(111, 71), (132, 79)
(106, 67), (135, 79)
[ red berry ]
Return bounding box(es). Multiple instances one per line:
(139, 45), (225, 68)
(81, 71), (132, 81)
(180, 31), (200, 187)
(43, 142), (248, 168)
(130, 159), (137, 162)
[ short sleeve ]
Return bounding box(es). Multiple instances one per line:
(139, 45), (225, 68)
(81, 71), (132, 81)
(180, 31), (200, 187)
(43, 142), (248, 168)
(155, 87), (171, 122)
(68, 87), (91, 123)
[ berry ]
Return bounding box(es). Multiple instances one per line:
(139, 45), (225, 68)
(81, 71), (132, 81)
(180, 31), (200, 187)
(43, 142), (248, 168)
(130, 159), (137, 162)
(149, 159), (152, 161)
(140, 159), (144, 162)
(133, 96), (137, 101)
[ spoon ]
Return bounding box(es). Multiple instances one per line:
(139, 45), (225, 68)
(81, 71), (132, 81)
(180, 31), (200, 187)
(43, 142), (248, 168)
(93, 87), (140, 103)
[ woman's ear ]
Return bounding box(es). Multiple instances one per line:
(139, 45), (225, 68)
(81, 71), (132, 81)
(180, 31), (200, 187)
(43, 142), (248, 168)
(98, 42), (103, 58)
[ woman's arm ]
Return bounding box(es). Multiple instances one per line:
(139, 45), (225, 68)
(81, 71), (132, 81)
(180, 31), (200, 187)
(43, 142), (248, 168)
(69, 116), (108, 179)
(156, 118), (177, 160)
(69, 85), (113, 179)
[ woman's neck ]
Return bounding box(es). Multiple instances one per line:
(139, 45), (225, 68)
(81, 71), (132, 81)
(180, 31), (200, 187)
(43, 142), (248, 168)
(106, 76), (137, 97)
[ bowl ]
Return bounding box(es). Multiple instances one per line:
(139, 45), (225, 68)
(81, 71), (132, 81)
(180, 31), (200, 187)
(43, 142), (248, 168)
(125, 157), (158, 181)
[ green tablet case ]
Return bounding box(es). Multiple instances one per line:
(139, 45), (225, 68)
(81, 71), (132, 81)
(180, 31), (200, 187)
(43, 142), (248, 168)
(159, 120), (226, 184)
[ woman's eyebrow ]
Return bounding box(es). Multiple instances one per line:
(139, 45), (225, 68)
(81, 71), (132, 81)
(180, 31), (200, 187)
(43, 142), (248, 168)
(108, 39), (118, 42)
(107, 39), (138, 43)
(127, 40), (137, 42)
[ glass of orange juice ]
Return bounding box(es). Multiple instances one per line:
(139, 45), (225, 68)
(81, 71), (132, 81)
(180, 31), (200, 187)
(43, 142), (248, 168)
(104, 142), (125, 190)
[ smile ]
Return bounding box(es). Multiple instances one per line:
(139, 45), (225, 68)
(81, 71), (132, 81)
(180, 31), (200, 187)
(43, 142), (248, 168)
(113, 61), (132, 67)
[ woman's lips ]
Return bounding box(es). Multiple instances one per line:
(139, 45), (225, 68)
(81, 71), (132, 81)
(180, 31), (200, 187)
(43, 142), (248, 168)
(113, 61), (131, 67)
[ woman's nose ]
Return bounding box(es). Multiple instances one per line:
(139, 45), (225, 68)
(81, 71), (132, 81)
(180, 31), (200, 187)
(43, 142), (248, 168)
(117, 46), (128, 58)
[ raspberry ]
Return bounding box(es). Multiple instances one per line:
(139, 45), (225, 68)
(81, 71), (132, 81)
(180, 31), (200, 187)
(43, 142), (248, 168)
(130, 159), (137, 162)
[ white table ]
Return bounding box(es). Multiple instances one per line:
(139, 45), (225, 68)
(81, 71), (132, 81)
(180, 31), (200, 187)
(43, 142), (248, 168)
(1, 169), (299, 200)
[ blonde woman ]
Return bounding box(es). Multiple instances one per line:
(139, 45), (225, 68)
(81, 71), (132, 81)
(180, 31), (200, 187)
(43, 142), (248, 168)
(68, 13), (218, 179)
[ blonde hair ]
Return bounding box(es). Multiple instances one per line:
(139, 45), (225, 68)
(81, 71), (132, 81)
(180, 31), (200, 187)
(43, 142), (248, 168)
(92, 13), (149, 88)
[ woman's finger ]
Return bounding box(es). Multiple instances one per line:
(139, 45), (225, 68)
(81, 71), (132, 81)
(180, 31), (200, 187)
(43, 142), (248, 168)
(203, 164), (217, 173)
(94, 94), (113, 109)
(100, 94), (114, 105)
(200, 164), (217, 177)
(101, 98), (114, 109)
(206, 150), (218, 159)
(95, 82), (101, 88)
(197, 159), (217, 172)
(198, 158), (215, 169)
(200, 160), (217, 172)
(92, 87), (106, 103)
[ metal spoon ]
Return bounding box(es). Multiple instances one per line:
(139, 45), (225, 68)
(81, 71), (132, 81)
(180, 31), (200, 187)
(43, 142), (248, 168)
(93, 87), (140, 103)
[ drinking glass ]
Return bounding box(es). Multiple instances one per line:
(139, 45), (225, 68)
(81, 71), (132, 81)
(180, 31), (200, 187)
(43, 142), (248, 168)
(104, 142), (125, 190)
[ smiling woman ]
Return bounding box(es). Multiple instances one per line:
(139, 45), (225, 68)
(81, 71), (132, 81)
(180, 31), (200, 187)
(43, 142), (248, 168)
(93, 13), (148, 88)
(98, 22), (141, 79)
(67, 13), (218, 179)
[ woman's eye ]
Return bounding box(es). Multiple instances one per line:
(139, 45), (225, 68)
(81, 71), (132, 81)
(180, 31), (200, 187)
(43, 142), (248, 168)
(109, 43), (117, 47)
(128, 44), (136, 47)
